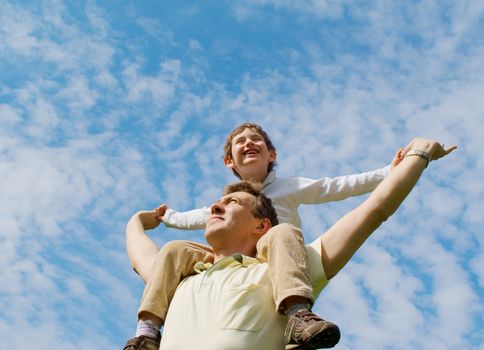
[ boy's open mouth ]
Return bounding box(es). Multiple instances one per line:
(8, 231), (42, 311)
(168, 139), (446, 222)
(243, 149), (259, 155)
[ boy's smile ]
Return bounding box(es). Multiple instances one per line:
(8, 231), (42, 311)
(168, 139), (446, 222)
(224, 127), (276, 182)
(243, 148), (260, 157)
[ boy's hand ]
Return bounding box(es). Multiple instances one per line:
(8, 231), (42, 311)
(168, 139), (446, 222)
(153, 204), (169, 221)
(390, 147), (405, 170)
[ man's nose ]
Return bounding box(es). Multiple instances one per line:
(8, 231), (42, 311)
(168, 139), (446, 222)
(211, 202), (225, 214)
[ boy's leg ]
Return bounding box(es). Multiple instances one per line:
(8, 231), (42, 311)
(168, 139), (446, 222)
(124, 240), (213, 350)
(256, 223), (340, 349)
(139, 240), (214, 322)
(256, 223), (313, 310)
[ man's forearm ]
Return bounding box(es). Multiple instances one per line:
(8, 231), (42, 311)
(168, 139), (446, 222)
(320, 156), (426, 279)
(365, 153), (427, 222)
(126, 212), (160, 283)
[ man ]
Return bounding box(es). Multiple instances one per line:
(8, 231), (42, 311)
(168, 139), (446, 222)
(126, 138), (455, 349)
(126, 122), (398, 350)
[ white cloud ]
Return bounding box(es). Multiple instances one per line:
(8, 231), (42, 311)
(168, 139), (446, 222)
(470, 253), (484, 289)
(0, 1), (482, 349)
(137, 16), (175, 45)
(57, 75), (98, 111)
(189, 38), (202, 51)
(94, 69), (118, 89)
(233, 0), (345, 20)
(0, 103), (21, 124)
(0, 138), (155, 348)
(122, 61), (178, 108)
(0, 2), (39, 55)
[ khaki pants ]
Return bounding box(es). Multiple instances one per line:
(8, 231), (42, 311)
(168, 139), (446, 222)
(138, 223), (313, 322)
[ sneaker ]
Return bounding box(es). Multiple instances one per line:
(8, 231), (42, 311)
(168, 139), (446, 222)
(284, 310), (340, 349)
(123, 334), (161, 350)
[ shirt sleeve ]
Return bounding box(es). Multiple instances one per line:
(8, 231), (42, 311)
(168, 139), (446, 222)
(294, 165), (391, 204)
(162, 207), (211, 230)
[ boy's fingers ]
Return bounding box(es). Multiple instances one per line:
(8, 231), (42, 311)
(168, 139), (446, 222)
(153, 204), (167, 212)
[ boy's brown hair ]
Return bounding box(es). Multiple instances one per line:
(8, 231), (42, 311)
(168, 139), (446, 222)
(224, 181), (279, 227)
(223, 123), (277, 179)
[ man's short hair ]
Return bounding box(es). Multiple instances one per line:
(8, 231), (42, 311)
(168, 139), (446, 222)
(223, 123), (277, 179)
(224, 181), (279, 227)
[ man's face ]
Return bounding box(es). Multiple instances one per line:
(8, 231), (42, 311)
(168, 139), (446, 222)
(205, 191), (261, 246)
(224, 127), (276, 177)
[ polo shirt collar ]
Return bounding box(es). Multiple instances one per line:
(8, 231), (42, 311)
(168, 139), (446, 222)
(194, 253), (259, 274)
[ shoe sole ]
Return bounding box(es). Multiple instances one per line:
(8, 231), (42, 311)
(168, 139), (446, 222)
(285, 325), (341, 349)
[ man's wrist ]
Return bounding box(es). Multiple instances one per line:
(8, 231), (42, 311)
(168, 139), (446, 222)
(405, 149), (432, 168)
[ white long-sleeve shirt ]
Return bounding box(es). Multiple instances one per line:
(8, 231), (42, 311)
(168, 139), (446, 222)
(163, 166), (391, 230)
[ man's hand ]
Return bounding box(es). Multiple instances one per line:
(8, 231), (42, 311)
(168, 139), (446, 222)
(136, 210), (162, 231)
(321, 137), (457, 280)
(134, 204), (169, 231)
(403, 138), (457, 161)
(153, 204), (169, 222)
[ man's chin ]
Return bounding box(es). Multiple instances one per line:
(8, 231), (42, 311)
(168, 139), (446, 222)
(206, 219), (223, 232)
(207, 217), (223, 224)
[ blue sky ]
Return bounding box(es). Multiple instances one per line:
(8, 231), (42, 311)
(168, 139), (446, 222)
(0, 1), (483, 349)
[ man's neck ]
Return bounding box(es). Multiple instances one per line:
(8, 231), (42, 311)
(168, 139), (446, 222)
(212, 247), (257, 263)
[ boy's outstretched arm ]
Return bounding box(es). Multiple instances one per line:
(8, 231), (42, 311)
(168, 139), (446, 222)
(162, 206), (211, 230)
(126, 205), (166, 282)
(319, 139), (456, 279)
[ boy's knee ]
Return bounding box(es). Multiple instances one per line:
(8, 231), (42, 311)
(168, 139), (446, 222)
(263, 223), (304, 246)
(159, 240), (213, 262)
(160, 240), (190, 257)
(270, 223), (303, 240)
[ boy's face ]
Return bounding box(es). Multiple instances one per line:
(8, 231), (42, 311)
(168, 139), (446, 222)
(224, 127), (276, 179)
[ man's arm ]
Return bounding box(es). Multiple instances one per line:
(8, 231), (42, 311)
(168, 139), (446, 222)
(126, 206), (166, 282)
(319, 139), (456, 279)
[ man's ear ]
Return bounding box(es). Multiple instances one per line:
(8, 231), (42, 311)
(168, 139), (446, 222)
(253, 218), (272, 236)
(224, 156), (235, 169)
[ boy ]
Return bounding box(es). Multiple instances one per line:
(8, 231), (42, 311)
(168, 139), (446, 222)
(125, 123), (400, 350)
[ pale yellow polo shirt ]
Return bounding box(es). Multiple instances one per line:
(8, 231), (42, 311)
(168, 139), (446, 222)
(159, 237), (328, 350)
